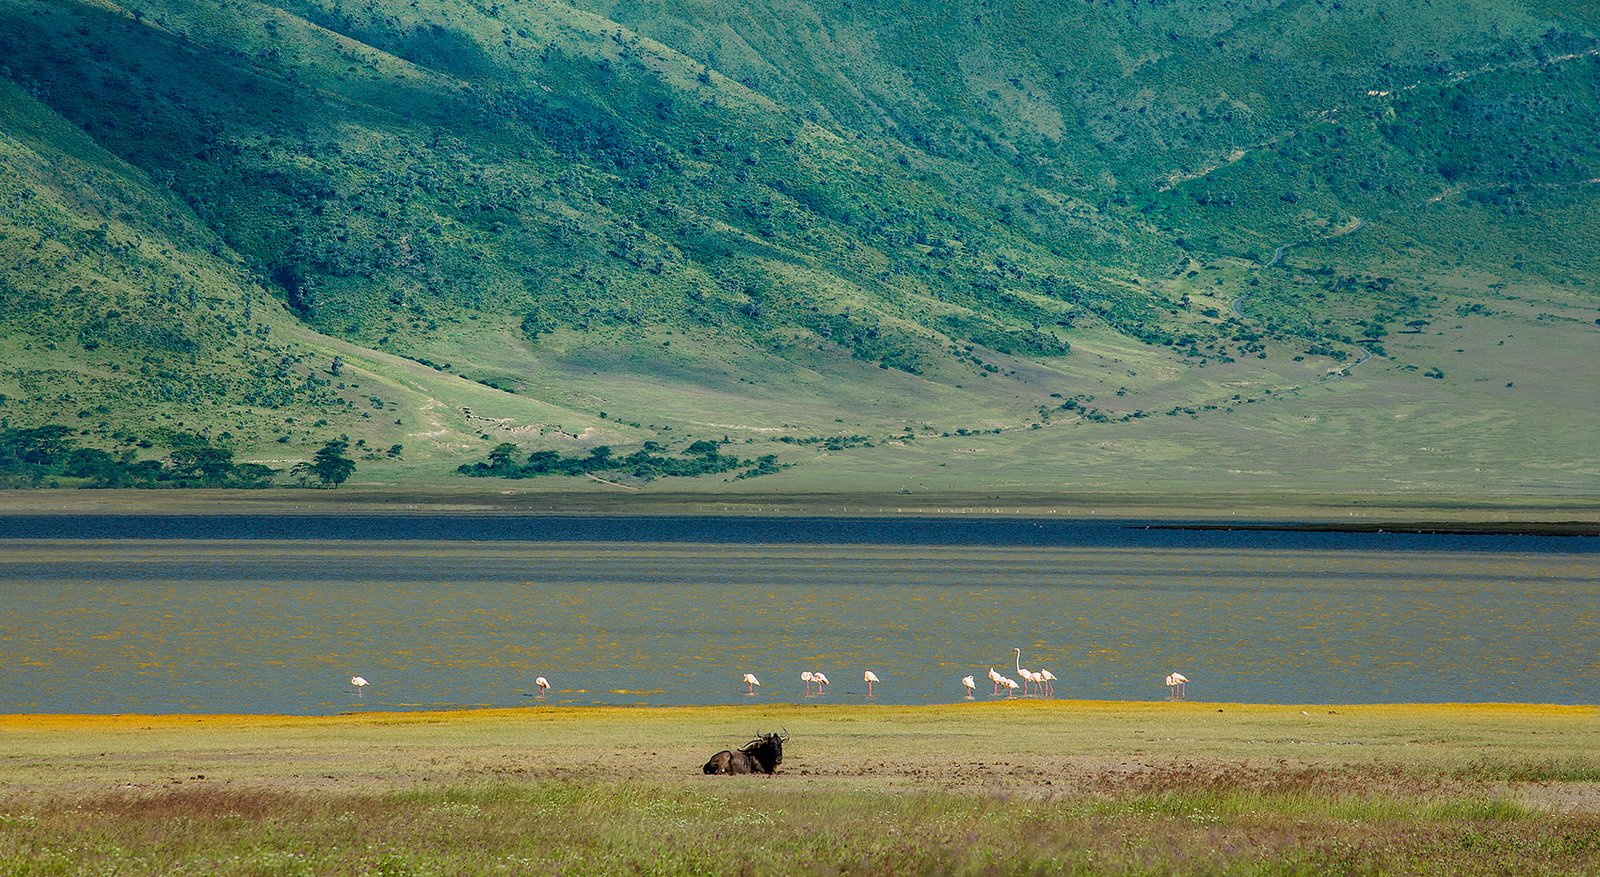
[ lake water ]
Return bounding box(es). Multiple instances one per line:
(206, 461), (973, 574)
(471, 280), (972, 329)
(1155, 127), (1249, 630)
(0, 516), (1594, 713)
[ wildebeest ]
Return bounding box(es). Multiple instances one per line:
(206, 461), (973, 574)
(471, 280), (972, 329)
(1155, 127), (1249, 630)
(702, 730), (786, 774)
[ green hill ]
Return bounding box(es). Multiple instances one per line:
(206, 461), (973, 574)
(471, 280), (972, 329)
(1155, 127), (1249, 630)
(1, 0), (1596, 497)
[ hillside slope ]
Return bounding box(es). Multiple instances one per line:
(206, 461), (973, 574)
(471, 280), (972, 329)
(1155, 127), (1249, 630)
(0, 0), (1596, 495)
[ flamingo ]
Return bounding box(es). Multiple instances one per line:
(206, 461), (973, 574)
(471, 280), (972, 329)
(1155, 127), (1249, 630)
(535, 676), (550, 697)
(987, 667), (1003, 695)
(961, 675), (976, 698)
(350, 676), (368, 696)
(801, 671), (815, 695)
(1001, 676), (1019, 698)
(863, 670), (879, 696)
(742, 673), (761, 695)
(1013, 648), (1034, 695)
(813, 671), (829, 693)
(1039, 669), (1056, 697)
(1172, 672), (1189, 700)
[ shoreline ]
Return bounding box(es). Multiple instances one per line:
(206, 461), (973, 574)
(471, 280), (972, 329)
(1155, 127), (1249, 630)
(0, 492), (1597, 539)
(4, 699), (1593, 727)
(1, 487), (1597, 528)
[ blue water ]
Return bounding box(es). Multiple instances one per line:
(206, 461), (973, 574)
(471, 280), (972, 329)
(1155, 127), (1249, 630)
(0, 516), (1594, 713)
(0, 514), (1592, 551)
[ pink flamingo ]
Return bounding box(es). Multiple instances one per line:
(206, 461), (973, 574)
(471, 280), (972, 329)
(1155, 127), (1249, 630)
(813, 671), (829, 693)
(1038, 669), (1056, 697)
(863, 670), (879, 696)
(535, 676), (550, 697)
(987, 667), (1003, 695)
(961, 675), (976, 698)
(742, 673), (760, 695)
(800, 671), (815, 695)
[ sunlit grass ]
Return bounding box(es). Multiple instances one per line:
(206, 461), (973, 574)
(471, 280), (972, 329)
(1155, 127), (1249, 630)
(1, 779), (1592, 875)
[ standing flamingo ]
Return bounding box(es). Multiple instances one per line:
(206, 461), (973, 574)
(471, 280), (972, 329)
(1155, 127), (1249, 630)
(535, 676), (550, 697)
(863, 670), (879, 696)
(742, 673), (761, 695)
(1013, 648), (1034, 695)
(1001, 676), (1019, 698)
(351, 676), (368, 696)
(801, 671), (815, 695)
(1171, 672), (1189, 700)
(1038, 669), (1056, 697)
(813, 671), (830, 694)
(961, 675), (976, 698)
(987, 667), (1003, 695)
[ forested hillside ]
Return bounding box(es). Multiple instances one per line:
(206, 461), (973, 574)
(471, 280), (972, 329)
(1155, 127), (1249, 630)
(1, 0), (1596, 493)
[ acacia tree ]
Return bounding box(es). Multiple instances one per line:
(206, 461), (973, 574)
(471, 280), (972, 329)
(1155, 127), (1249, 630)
(486, 442), (520, 473)
(294, 438), (356, 487)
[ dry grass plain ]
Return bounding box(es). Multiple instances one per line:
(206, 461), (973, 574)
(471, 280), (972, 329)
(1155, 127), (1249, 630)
(2, 702), (1597, 874)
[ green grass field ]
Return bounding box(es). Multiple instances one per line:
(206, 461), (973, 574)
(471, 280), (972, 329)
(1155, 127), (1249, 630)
(2, 703), (1596, 874)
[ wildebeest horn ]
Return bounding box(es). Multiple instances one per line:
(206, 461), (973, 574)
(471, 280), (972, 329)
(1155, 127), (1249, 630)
(779, 727), (788, 740)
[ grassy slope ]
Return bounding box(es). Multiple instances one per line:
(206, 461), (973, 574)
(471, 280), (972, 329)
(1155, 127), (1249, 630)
(0, 73), (635, 467)
(1, 703), (1596, 874)
(0, 0), (1596, 498)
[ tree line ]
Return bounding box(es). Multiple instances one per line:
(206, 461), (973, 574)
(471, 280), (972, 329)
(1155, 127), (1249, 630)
(0, 425), (355, 488)
(2, 423), (794, 488)
(457, 439), (786, 482)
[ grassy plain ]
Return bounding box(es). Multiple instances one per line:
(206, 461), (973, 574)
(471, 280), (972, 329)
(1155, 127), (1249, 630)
(1, 703), (1597, 874)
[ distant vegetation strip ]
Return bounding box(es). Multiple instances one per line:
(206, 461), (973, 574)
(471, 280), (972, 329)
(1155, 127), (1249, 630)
(0, 424), (358, 488)
(457, 439), (788, 483)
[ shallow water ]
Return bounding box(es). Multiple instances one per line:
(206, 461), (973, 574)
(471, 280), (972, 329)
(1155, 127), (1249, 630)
(0, 516), (1594, 713)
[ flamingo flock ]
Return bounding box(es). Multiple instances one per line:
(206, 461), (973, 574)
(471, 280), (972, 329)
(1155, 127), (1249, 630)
(345, 656), (1193, 704)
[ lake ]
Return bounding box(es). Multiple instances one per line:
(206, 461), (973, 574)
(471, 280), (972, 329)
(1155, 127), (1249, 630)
(0, 515), (1594, 713)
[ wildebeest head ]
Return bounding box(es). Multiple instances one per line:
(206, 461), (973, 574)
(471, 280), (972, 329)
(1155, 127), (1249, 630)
(743, 729), (786, 768)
